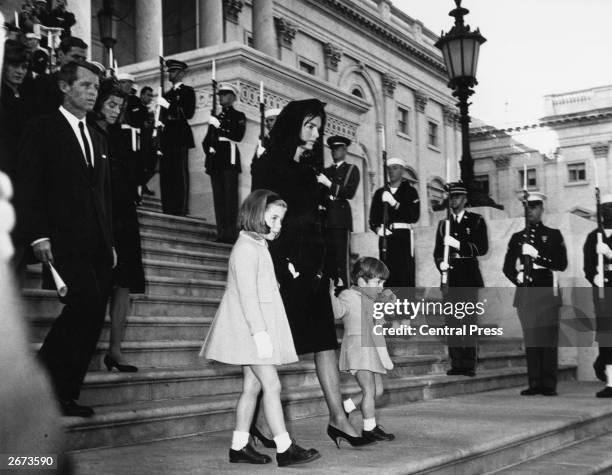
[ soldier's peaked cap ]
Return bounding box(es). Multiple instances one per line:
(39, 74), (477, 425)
(165, 59), (188, 71)
(386, 157), (407, 168)
(448, 182), (468, 195)
(218, 83), (239, 96)
(264, 108), (281, 119)
(601, 194), (612, 204)
(327, 135), (351, 148)
(520, 191), (547, 204)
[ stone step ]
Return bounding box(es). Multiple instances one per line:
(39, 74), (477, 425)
(139, 195), (162, 213)
(22, 289), (221, 318)
(63, 365), (576, 451)
(137, 209), (217, 240)
(76, 351), (528, 407)
(140, 231), (231, 256)
(491, 433), (612, 474)
(142, 247), (229, 267)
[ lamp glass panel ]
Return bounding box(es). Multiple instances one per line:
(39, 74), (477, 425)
(461, 37), (477, 77)
(448, 38), (464, 78)
(441, 44), (456, 79)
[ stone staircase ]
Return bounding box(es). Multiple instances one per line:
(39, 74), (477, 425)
(22, 196), (577, 453)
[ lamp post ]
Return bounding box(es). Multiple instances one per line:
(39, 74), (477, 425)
(97, 0), (117, 70)
(435, 0), (503, 209)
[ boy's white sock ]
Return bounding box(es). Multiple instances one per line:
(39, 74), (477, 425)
(231, 431), (250, 451)
(273, 432), (292, 453)
(606, 365), (612, 388)
(343, 398), (357, 414)
(363, 417), (376, 431)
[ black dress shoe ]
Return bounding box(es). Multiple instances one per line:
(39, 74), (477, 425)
(229, 444), (271, 464)
(463, 370), (476, 377)
(520, 387), (541, 396)
(104, 355), (138, 373)
(596, 387), (612, 398)
(59, 399), (94, 417)
(541, 388), (558, 396)
(446, 368), (463, 376)
(327, 424), (375, 448)
(250, 425), (275, 448)
(362, 425), (395, 442)
(276, 443), (320, 467)
(594, 357), (606, 382)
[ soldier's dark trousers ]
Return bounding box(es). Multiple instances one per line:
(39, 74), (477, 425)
(379, 229), (414, 287)
(210, 168), (238, 242)
(325, 228), (350, 288)
(160, 146), (189, 216)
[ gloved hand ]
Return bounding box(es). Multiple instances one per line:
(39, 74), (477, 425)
(316, 174), (332, 188)
(381, 191), (398, 207)
(253, 331), (273, 359)
(376, 226), (392, 237)
(596, 242), (612, 259)
(594, 273), (605, 288)
(256, 144), (266, 158)
(439, 261), (450, 272)
(444, 235), (460, 250)
(516, 271), (524, 285)
(522, 243), (539, 258)
(287, 261), (300, 279)
(209, 116), (221, 128)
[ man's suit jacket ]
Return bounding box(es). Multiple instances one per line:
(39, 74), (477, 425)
(322, 162), (360, 230)
(161, 84), (196, 149)
(13, 110), (114, 264)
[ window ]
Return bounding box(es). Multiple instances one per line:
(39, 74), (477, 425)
(568, 162), (586, 183)
(474, 175), (490, 195)
(427, 121), (438, 147)
(518, 168), (537, 188)
(397, 107), (409, 135)
(245, 31), (254, 48)
(351, 88), (363, 98)
(299, 60), (316, 75)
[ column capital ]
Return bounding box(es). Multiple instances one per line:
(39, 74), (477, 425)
(223, 0), (244, 24)
(274, 17), (297, 49)
(443, 104), (459, 126)
(592, 142), (610, 158)
(414, 90), (428, 113)
(323, 42), (342, 71)
(493, 155), (511, 169)
(381, 73), (397, 98)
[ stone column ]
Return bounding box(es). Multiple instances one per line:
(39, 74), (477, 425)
(71, 0), (91, 56)
(134, 0), (162, 62)
(199, 0), (224, 47)
(414, 90), (429, 226)
(252, 0), (275, 56)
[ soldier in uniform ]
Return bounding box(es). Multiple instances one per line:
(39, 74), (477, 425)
(433, 182), (488, 377)
(250, 107), (280, 192)
(583, 193), (612, 398)
(503, 192), (567, 396)
(160, 59), (195, 216)
(318, 135), (360, 289)
(368, 157), (420, 287)
(203, 83), (246, 243)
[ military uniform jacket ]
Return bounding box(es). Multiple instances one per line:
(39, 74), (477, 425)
(203, 105), (247, 174)
(322, 161), (360, 230)
(433, 211), (488, 287)
(122, 95), (149, 129)
(369, 179), (420, 231)
(161, 84), (196, 149)
(583, 229), (612, 286)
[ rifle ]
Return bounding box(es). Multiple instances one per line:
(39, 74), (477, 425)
(258, 81), (265, 147)
(521, 171), (532, 287)
(380, 126), (389, 261)
(596, 183), (605, 299)
(441, 184), (451, 291)
(151, 50), (165, 159)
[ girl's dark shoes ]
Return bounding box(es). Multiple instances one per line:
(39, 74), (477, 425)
(250, 425), (276, 448)
(276, 443), (320, 467)
(327, 424), (375, 448)
(229, 444), (271, 464)
(362, 425), (395, 442)
(104, 355), (138, 373)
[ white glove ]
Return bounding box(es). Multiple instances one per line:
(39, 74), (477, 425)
(381, 191), (398, 207)
(522, 243), (539, 258)
(253, 331), (273, 359)
(376, 226), (392, 237)
(256, 144), (266, 158)
(439, 261), (449, 272)
(596, 242), (612, 259)
(316, 174), (332, 188)
(444, 235), (460, 250)
(288, 261), (300, 279)
(516, 271), (524, 285)
(594, 273), (604, 288)
(209, 116), (221, 128)
(154, 120), (164, 129)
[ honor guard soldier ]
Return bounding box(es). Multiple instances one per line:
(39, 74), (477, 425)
(250, 108), (280, 192)
(160, 59), (195, 216)
(317, 135), (360, 289)
(503, 192), (567, 396)
(583, 193), (612, 398)
(368, 157), (420, 287)
(203, 83), (246, 243)
(433, 182), (488, 377)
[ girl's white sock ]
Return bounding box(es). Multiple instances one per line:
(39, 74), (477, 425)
(363, 417), (376, 431)
(343, 398), (357, 414)
(230, 431), (250, 451)
(273, 432), (292, 453)
(606, 365), (612, 388)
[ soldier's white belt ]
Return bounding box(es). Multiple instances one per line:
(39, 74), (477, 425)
(121, 124), (141, 152)
(218, 137), (238, 165)
(605, 264), (612, 271)
(518, 263), (548, 271)
(390, 223), (412, 230)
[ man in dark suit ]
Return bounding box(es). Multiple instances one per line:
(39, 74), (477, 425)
(318, 135), (360, 289)
(503, 192), (567, 396)
(160, 59), (195, 216)
(13, 61), (115, 417)
(433, 182), (489, 377)
(203, 83), (246, 243)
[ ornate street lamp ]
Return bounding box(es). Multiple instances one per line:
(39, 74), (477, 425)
(435, 0), (503, 209)
(97, 0), (117, 69)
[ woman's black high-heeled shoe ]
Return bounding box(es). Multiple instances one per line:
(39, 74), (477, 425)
(326, 424), (375, 448)
(104, 355), (138, 373)
(249, 425), (276, 448)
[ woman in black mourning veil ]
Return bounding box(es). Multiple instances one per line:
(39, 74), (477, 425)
(255, 99), (371, 446)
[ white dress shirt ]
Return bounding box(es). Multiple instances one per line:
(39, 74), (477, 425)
(59, 105), (94, 167)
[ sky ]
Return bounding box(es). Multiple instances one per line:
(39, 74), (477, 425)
(394, 0), (612, 128)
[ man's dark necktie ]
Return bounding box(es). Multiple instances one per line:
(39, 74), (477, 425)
(78, 121), (93, 168)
